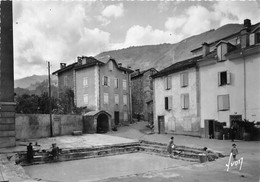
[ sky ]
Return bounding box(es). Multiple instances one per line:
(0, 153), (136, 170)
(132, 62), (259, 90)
(13, 0), (260, 79)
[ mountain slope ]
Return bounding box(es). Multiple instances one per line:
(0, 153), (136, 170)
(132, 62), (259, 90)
(14, 75), (57, 89)
(96, 24), (243, 71)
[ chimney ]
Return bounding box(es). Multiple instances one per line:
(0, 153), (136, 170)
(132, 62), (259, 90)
(135, 69), (140, 74)
(202, 42), (209, 57)
(244, 19), (251, 29)
(118, 63), (122, 67)
(60, 63), (66, 69)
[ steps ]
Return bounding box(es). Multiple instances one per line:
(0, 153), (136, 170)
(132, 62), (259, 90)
(139, 140), (219, 162)
(17, 140), (222, 166)
(19, 142), (141, 166)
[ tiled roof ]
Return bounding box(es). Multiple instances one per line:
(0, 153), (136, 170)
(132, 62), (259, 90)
(152, 56), (202, 78)
(52, 62), (77, 75)
(75, 57), (105, 70)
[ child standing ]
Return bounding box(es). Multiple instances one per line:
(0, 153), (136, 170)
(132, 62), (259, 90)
(231, 143), (238, 160)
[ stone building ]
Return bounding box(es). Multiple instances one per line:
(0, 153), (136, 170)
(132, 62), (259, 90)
(198, 19), (260, 139)
(152, 57), (202, 136)
(0, 1), (16, 148)
(152, 19), (260, 138)
(131, 68), (157, 122)
(53, 56), (133, 132)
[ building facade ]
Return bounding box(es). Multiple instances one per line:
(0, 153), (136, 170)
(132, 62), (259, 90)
(198, 20), (260, 138)
(131, 68), (157, 122)
(152, 57), (202, 136)
(53, 56), (133, 131)
(152, 19), (260, 138)
(0, 1), (16, 148)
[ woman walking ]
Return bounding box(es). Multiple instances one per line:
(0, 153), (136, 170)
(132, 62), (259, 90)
(167, 136), (175, 158)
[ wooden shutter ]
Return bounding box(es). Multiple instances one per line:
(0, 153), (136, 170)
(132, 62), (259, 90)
(217, 95), (223, 111)
(108, 77), (110, 86)
(184, 73), (188, 86)
(227, 71), (231, 85)
(185, 94), (189, 109)
(217, 45), (222, 61)
(180, 73), (184, 87)
(181, 94), (185, 109)
(164, 77), (168, 90)
(168, 76), (172, 89)
(102, 76), (104, 86)
(223, 95), (230, 110)
(218, 72), (221, 86)
(168, 96), (173, 110)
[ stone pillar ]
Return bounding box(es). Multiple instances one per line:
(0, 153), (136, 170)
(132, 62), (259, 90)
(0, 1), (16, 148)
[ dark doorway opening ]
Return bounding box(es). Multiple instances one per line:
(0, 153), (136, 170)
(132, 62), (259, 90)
(114, 111), (119, 125)
(230, 115), (242, 139)
(97, 114), (109, 133)
(158, 116), (165, 134)
(204, 120), (215, 138)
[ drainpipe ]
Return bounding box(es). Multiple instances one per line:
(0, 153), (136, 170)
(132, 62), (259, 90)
(241, 50), (247, 120)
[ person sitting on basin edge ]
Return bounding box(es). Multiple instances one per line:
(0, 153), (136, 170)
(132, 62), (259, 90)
(50, 143), (60, 161)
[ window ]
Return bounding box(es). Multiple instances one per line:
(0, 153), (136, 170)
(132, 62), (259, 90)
(64, 76), (68, 87)
(114, 78), (119, 88)
(109, 61), (113, 71)
(164, 76), (172, 90)
(165, 96), (172, 110)
(124, 112), (128, 122)
(104, 93), (109, 104)
(218, 95), (230, 111)
(180, 72), (188, 87)
(123, 95), (127, 105)
(218, 71), (231, 86)
(103, 76), (110, 86)
(115, 94), (119, 105)
(83, 77), (88, 88)
(83, 94), (88, 104)
(181, 94), (189, 109)
(123, 79), (127, 90)
(217, 44), (227, 61)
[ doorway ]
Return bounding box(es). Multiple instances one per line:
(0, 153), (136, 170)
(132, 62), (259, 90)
(158, 116), (165, 134)
(114, 111), (119, 125)
(204, 120), (215, 138)
(97, 114), (109, 133)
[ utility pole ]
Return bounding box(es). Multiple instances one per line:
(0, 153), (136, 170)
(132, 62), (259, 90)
(48, 61), (53, 137)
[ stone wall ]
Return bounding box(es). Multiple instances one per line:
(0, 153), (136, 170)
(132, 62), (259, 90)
(16, 114), (83, 139)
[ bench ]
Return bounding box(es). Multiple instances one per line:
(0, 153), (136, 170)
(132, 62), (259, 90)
(72, 131), (82, 136)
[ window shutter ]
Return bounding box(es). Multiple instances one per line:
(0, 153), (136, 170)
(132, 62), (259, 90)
(168, 96), (173, 110)
(185, 94), (189, 109)
(108, 77), (110, 86)
(227, 71), (231, 85)
(180, 74), (184, 87)
(102, 76), (104, 85)
(184, 73), (188, 86)
(218, 95), (223, 110)
(217, 45), (222, 61)
(181, 94), (185, 109)
(164, 77), (167, 90)
(223, 95), (230, 110)
(168, 76), (172, 89)
(218, 72), (221, 86)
